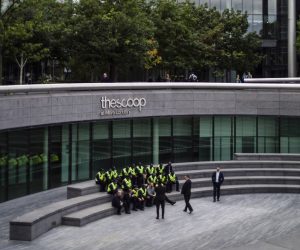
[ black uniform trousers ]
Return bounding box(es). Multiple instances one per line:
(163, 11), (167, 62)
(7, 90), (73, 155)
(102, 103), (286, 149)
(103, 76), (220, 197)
(183, 194), (193, 212)
(156, 200), (165, 218)
(213, 182), (221, 200)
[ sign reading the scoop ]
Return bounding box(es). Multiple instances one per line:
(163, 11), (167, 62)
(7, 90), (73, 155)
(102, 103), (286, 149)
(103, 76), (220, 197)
(100, 96), (147, 116)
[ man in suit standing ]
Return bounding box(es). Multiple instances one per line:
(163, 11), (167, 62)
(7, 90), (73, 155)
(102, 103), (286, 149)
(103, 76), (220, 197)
(212, 167), (224, 202)
(181, 175), (193, 214)
(154, 181), (166, 219)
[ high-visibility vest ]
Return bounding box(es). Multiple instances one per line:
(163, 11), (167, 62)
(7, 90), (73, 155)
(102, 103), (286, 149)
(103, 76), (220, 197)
(139, 187), (147, 198)
(147, 166), (155, 175)
(106, 171), (112, 181)
(122, 178), (132, 189)
(148, 175), (157, 184)
(157, 165), (164, 174)
(130, 167), (137, 176)
(112, 170), (118, 179)
(132, 189), (139, 198)
(122, 168), (129, 177)
(107, 182), (117, 193)
(136, 166), (144, 175)
(168, 173), (176, 183)
(159, 174), (167, 184)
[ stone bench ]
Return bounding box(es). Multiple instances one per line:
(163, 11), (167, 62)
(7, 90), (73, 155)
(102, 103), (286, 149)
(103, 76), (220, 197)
(175, 168), (300, 179)
(9, 192), (111, 241)
(67, 180), (99, 199)
(61, 184), (300, 228)
(234, 153), (300, 161)
(173, 161), (300, 171)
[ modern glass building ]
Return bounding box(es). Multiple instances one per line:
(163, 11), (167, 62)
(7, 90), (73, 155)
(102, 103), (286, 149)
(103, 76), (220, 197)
(1, 115), (300, 202)
(182, 0), (300, 78)
(1, 82), (300, 203)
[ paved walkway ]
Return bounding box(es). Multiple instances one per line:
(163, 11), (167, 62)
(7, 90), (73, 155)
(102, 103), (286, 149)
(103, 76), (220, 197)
(0, 191), (300, 250)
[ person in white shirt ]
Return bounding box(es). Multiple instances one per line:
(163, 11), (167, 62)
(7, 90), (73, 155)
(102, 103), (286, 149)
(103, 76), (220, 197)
(211, 167), (224, 202)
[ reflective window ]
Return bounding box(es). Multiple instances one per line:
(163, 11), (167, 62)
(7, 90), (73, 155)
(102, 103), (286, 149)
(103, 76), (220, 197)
(211, 0), (221, 10)
(153, 117), (172, 164)
(253, 14), (263, 35)
(268, 0), (277, 15)
(214, 117), (232, 160)
(173, 117), (193, 163)
(194, 117), (213, 161)
(236, 117), (257, 153)
(221, 0), (232, 11)
(0, 132), (7, 202)
(232, 0), (243, 11)
(133, 119), (152, 165)
(112, 120), (131, 168)
(280, 118), (300, 153)
(243, 0), (253, 13)
(92, 121), (111, 174)
(258, 117), (279, 153)
(8, 130), (28, 199)
(253, 0), (263, 14)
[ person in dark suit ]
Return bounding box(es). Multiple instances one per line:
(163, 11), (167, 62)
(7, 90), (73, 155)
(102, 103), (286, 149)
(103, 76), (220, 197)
(112, 191), (123, 215)
(212, 167), (224, 202)
(164, 161), (173, 175)
(181, 175), (193, 214)
(154, 181), (166, 219)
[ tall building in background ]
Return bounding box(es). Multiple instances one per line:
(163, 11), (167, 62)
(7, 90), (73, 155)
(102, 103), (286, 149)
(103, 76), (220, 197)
(182, 0), (299, 78)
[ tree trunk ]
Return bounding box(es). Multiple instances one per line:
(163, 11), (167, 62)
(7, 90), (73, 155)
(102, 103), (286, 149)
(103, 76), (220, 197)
(19, 54), (24, 85)
(0, 46), (3, 85)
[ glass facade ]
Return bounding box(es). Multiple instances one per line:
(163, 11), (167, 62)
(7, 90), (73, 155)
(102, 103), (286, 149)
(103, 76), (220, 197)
(185, 0), (289, 78)
(1, 115), (300, 202)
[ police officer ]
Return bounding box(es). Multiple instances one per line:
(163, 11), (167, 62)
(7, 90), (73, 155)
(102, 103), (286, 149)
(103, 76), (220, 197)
(95, 168), (106, 192)
(138, 184), (147, 210)
(107, 179), (118, 195)
(157, 163), (165, 175)
(146, 163), (156, 178)
(147, 174), (157, 185)
(167, 170), (179, 192)
(131, 186), (139, 211)
(122, 175), (133, 190)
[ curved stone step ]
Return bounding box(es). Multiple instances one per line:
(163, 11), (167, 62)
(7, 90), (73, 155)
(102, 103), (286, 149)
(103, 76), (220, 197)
(234, 153), (300, 161)
(62, 203), (114, 227)
(175, 168), (300, 179)
(68, 180), (99, 199)
(173, 161), (300, 171)
(178, 176), (300, 188)
(10, 192), (110, 241)
(62, 184), (300, 227)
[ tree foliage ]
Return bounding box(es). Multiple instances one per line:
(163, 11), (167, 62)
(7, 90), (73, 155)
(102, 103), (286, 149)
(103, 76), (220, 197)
(0, 0), (262, 83)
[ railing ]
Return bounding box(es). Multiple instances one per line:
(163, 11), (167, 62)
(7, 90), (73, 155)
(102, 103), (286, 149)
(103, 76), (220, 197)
(1, 81), (300, 95)
(244, 77), (300, 83)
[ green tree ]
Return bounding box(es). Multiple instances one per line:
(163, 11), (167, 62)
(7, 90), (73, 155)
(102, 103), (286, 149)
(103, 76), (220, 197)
(0, 0), (22, 85)
(70, 0), (156, 82)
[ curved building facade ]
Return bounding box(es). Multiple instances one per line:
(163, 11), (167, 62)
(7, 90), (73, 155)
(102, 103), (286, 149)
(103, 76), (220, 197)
(1, 82), (300, 202)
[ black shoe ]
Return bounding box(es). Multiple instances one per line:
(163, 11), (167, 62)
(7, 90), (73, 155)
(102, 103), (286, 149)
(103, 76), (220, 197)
(117, 212), (121, 215)
(132, 208), (138, 211)
(189, 210), (193, 214)
(217, 198), (220, 202)
(183, 209), (187, 212)
(162, 217), (164, 219)
(156, 217), (159, 220)
(126, 211), (131, 214)
(171, 202), (176, 205)
(213, 199), (216, 202)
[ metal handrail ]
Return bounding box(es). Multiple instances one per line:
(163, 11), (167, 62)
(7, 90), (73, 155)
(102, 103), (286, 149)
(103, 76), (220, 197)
(1, 82), (300, 95)
(244, 78), (300, 83)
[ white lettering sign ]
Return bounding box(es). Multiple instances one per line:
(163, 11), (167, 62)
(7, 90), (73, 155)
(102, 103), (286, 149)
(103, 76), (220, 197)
(100, 96), (147, 111)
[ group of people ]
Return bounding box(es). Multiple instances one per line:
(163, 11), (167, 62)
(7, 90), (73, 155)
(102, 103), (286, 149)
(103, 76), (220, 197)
(95, 162), (179, 216)
(95, 162), (225, 219)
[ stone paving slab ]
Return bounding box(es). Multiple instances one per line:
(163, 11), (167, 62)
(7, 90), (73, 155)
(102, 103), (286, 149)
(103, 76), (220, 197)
(2, 194), (300, 250)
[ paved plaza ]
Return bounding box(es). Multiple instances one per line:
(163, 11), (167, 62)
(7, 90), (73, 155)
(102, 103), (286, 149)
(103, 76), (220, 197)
(0, 189), (300, 250)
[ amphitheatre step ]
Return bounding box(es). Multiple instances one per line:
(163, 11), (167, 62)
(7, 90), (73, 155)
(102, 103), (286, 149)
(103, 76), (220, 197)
(10, 192), (110, 241)
(173, 161), (300, 171)
(175, 168), (300, 179)
(178, 176), (300, 188)
(62, 184), (300, 228)
(62, 203), (114, 227)
(68, 180), (99, 199)
(67, 168), (300, 198)
(234, 153), (300, 161)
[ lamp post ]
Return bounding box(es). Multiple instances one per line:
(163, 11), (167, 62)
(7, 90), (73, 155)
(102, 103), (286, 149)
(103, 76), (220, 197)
(288, 0), (296, 77)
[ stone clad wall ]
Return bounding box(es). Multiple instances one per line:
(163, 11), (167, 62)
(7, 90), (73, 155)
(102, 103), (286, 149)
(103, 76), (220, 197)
(0, 85), (300, 131)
